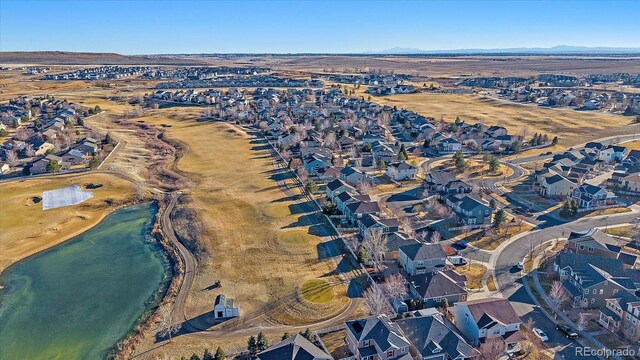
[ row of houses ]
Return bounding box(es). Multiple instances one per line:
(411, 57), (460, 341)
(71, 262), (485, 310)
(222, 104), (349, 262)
(535, 141), (635, 209)
(257, 296), (524, 360)
(553, 228), (640, 339)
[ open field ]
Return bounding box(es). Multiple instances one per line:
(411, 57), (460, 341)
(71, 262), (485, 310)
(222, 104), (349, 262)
(193, 54), (640, 77)
(623, 139), (640, 151)
(0, 173), (135, 272)
(130, 109), (351, 358)
(364, 93), (636, 147)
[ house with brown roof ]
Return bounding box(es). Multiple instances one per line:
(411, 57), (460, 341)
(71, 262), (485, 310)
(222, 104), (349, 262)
(450, 298), (524, 348)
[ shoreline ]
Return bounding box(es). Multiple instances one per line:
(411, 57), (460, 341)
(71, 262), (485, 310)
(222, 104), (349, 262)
(0, 196), (140, 276)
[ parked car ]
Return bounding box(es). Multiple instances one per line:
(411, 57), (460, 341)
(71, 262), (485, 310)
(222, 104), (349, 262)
(453, 240), (468, 249)
(507, 348), (528, 359)
(556, 324), (578, 339)
(448, 255), (467, 265)
(533, 328), (549, 342)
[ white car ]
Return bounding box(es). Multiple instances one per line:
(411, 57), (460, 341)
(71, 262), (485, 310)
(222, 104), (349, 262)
(533, 327), (549, 342)
(517, 261), (524, 270)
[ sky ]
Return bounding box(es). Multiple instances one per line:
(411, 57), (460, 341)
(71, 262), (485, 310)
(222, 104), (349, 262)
(1, 0), (639, 54)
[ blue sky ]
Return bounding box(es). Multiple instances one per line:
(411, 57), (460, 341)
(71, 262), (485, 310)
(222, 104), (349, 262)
(1, 0), (639, 54)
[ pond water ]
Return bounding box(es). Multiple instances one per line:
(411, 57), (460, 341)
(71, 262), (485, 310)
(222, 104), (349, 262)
(0, 202), (171, 359)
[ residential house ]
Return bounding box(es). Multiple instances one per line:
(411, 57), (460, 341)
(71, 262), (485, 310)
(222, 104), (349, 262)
(359, 214), (400, 239)
(599, 291), (640, 338)
(345, 200), (381, 224)
(326, 179), (356, 202)
(539, 174), (576, 198)
(336, 191), (371, 214)
(566, 229), (632, 262)
(424, 171), (455, 193)
(554, 252), (640, 308)
(345, 315), (414, 360)
(571, 183), (617, 209)
(213, 294), (239, 319)
(450, 298), (524, 348)
(395, 312), (479, 360)
(621, 173), (640, 193)
(303, 152), (332, 175)
(256, 334), (332, 360)
(386, 162), (417, 181)
(0, 162), (9, 174)
(445, 195), (493, 226)
(399, 242), (447, 275)
(340, 166), (368, 186)
(408, 270), (468, 308)
(32, 140), (54, 156)
(437, 137), (462, 153)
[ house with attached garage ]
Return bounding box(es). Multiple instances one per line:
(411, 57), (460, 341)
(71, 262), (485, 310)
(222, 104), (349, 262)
(358, 213), (400, 239)
(345, 200), (381, 224)
(450, 298), (524, 349)
(340, 166), (368, 185)
(335, 191), (370, 213)
(386, 162), (417, 181)
(539, 173), (576, 197)
(345, 315), (414, 360)
(399, 242), (447, 276)
(445, 195), (493, 226)
(395, 310), (479, 360)
(437, 137), (462, 153)
(566, 228), (637, 264)
(621, 173), (640, 193)
(598, 290), (640, 339)
(571, 183), (617, 209)
(302, 152), (332, 175)
(256, 333), (332, 360)
(213, 294), (239, 319)
(407, 269), (468, 308)
(325, 178), (356, 202)
(554, 252), (640, 309)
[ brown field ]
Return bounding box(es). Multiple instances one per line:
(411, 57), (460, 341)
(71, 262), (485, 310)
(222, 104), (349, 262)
(0, 173), (135, 272)
(623, 139), (640, 151)
(456, 263), (487, 290)
(130, 109), (352, 358)
(194, 54), (640, 77)
(364, 93), (636, 147)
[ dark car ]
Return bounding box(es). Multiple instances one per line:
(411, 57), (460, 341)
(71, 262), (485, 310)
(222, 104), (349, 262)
(453, 240), (468, 249)
(556, 324), (579, 339)
(508, 348), (527, 359)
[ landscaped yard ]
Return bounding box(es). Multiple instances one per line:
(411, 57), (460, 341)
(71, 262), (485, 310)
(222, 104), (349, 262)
(604, 225), (634, 238)
(456, 263), (487, 290)
(583, 207), (632, 218)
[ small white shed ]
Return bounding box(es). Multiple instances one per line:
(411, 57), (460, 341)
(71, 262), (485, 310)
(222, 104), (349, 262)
(213, 294), (239, 319)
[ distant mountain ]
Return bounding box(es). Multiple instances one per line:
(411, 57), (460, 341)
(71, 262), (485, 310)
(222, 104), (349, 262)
(368, 45), (640, 55)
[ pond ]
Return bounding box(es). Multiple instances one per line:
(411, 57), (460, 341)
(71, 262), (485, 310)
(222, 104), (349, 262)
(0, 202), (172, 359)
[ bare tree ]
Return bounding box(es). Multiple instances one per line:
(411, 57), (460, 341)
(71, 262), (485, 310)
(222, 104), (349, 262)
(356, 180), (371, 195)
(361, 229), (387, 272)
(15, 128), (30, 141)
(478, 336), (505, 360)
(431, 230), (442, 243)
(157, 305), (180, 343)
(363, 285), (390, 315)
(382, 274), (407, 301)
(5, 149), (18, 166)
(548, 280), (570, 312)
(576, 312), (589, 331)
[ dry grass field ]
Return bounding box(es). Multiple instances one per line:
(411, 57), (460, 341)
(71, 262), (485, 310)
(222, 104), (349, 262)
(130, 109), (351, 358)
(365, 93), (634, 146)
(0, 173), (135, 272)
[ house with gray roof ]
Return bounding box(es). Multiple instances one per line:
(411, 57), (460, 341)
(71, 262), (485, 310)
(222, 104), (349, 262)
(444, 195), (493, 226)
(554, 252), (640, 308)
(257, 333), (332, 360)
(345, 315), (414, 360)
(407, 269), (468, 308)
(399, 242), (446, 275)
(571, 183), (617, 209)
(325, 179), (356, 202)
(345, 200), (381, 224)
(395, 312), (479, 360)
